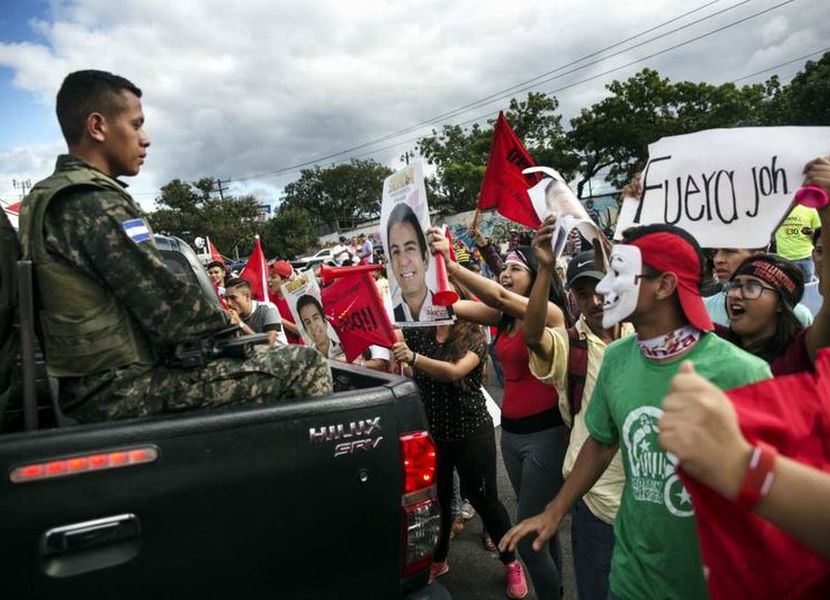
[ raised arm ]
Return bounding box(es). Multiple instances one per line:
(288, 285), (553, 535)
(427, 227), (565, 328)
(525, 216), (559, 361)
(805, 157), (830, 362)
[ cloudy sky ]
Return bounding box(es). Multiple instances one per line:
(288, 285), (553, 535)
(0, 0), (828, 211)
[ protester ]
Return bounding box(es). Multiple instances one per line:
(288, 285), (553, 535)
(775, 204), (821, 280)
(524, 226), (630, 600)
(224, 278), (283, 345)
(17, 70), (331, 422)
(500, 224), (771, 600)
(716, 158), (830, 375)
(206, 259), (227, 290)
(268, 260), (302, 344)
(658, 361), (830, 561)
(428, 226), (567, 599)
(357, 232), (374, 264)
(705, 247), (813, 326)
(392, 307), (528, 598)
(332, 236), (352, 266)
(802, 228), (823, 316)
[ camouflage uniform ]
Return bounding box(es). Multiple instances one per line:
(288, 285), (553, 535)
(26, 155), (332, 422)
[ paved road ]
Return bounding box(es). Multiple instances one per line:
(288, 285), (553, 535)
(437, 370), (577, 600)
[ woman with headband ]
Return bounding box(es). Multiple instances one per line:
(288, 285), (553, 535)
(720, 158), (830, 375)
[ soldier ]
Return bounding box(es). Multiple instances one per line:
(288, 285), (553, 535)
(19, 70), (332, 423)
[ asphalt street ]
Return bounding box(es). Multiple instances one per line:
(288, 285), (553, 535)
(437, 367), (577, 600)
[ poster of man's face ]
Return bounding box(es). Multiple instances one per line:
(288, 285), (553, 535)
(380, 160), (453, 327)
(282, 272), (345, 360)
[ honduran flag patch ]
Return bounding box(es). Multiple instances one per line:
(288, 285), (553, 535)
(122, 218), (151, 244)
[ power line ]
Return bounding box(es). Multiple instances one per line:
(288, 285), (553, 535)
(232, 0), (750, 182)
(231, 0), (798, 183)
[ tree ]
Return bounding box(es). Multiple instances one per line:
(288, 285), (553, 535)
(148, 178), (263, 256)
(260, 206), (318, 260)
(761, 52), (830, 126)
(415, 92), (575, 215)
(279, 159), (393, 232)
(566, 69), (771, 196)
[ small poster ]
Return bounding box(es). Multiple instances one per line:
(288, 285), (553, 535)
(282, 271), (345, 361)
(380, 159), (454, 327)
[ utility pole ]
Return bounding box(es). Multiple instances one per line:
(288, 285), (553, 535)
(12, 178), (32, 200)
(214, 178), (230, 201)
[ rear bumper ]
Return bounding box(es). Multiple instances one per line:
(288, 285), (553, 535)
(403, 581), (451, 600)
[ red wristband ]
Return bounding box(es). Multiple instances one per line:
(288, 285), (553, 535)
(734, 441), (778, 512)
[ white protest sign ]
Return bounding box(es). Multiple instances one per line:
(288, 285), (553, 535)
(380, 159), (454, 327)
(282, 271), (345, 360)
(632, 127), (830, 248)
(614, 195), (640, 240)
(524, 166), (605, 258)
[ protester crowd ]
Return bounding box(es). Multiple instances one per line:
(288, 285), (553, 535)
(24, 68), (829, 600)
(195, 155), (830, 600)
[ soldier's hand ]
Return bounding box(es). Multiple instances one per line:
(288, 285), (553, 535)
(499, 508), (564, 553)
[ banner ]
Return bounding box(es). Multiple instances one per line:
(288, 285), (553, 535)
(282, 271), (345, 360)
(380, 159), (454, 327)
(321, 272), (397, 362)
(239, 235), (270, 303)
(631, 127), (830, 248)
(478, 112), (543, 229)
(524, 166), (605, 259)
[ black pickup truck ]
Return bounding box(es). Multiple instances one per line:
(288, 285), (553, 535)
(0, 234), (449, 600)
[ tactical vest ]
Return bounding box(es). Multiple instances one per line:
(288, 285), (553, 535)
(19, 164), (157, 378)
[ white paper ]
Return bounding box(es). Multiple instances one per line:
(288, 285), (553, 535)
(632, 127), (830, 248)
(614, 195), (640, 240)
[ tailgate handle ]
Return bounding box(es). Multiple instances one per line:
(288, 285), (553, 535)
(42, 513), (139, 555)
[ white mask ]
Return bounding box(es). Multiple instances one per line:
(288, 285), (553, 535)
(596, 245), (643, 328)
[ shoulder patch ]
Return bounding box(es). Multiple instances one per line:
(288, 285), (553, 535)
(122, 218), (151, 244)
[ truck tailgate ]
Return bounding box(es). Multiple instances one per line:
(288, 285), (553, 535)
(0, 382), (415, 599)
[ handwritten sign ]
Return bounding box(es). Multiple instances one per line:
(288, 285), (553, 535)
(632, 127), (830, 248)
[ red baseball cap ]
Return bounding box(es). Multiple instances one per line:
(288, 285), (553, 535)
(628, 230), (714, 332)
(271, 260), (293, 279)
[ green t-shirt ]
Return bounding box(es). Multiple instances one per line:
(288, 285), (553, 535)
(775, 205), (821, 260)
(585, 333), (771, 600)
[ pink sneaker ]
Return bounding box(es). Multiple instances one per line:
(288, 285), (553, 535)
(504, 561), (528, 599)
(429, 560), (449, 583)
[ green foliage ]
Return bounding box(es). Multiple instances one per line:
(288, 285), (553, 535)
(260, 206), (318, 259)
(279, 159), (393, 231)
(761, 52), (830, 126)
(416, 93), (574, 214)
(148, 178), (262, 256)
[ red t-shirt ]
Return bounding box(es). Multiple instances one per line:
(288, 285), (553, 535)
(494, 328), (561, 427)
(679, 350), (830, 600)
(274, 295), (302, 345)
(770, 326), (813, 376)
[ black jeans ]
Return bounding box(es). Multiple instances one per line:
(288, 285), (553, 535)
(434, 425), (516, 564)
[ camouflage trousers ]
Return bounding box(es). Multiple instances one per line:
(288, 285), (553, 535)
(61, 345), (333, 423)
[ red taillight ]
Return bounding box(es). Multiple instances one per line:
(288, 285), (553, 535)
(399, 431), (437, 495)
(400, 431), (440, 579)
(10, 446), (159, 483)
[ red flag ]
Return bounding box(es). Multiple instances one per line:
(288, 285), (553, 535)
(3, 201), (21, 214)
(478, 112), (543, 229)
(207, 236), (223, 262)
(321, 272), (396, 363)
(239, 236), (270, 303)
(679, 351), (830, 600)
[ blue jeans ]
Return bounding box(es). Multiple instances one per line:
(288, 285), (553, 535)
(572, 499), (615, 600)
(794, 257), (815, 282)
(501, 426), (568, 599)
(450, 469), (462, 518)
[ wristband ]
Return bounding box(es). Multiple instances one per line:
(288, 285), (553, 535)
(735, 441), (778, 512)
(409, 352), (418, 367)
